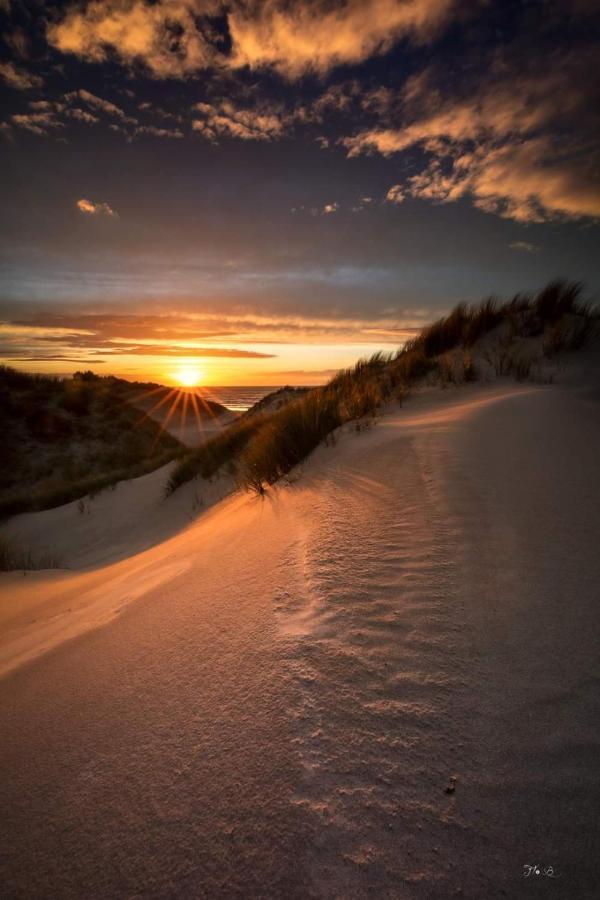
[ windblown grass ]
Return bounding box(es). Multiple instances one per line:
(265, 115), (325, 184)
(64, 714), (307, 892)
(0, 534), (61, 571)
(166, 279), (596, 495)
(165, 415), (264, 495)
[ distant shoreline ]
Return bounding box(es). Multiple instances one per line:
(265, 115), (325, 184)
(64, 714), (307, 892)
(202, 385), (297, 412)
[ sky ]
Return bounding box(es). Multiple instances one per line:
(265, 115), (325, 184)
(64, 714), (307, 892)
(0, 0), (599, 386)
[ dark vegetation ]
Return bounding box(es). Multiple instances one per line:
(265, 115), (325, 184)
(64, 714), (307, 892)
(0, 533), (60, 571)
(242, 386), (311, 417)
(0, 369), (182, 518)
(167, 280), (597, 496)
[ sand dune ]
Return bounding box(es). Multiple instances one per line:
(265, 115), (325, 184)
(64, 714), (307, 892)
(1, 373), (599, 897)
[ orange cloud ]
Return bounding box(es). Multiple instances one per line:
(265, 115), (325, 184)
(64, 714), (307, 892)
(76, 198), (118, 217)
(386, 185), (404, 204)
(0, 60), (42, 90)
(66, 107), (99, 124)
(228, 0), (455, 77)
(344, 68), (582, 158)
(402, 138), (600, 223)
(346, 61), (600, 222)
(11, 111), (63, 135)
(135, 124), (183, 139)
(48, 0), (455, 80)
(48, 0), (218, 78)
(192, 100), (284, 142)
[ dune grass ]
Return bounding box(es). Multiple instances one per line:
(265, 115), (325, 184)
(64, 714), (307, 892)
(162, 280), (595, 496)
(0, 368), (183, 519)
(0, 450), (179, 520)
(0, 534), (61, 571)
(165, 415), (265, 495)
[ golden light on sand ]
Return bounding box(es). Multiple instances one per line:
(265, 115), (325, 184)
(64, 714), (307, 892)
(175, 365), (203, 387)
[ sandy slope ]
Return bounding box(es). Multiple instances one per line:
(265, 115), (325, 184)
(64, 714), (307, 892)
(1, 373), (599, 898)
(1, 461), (236, 570)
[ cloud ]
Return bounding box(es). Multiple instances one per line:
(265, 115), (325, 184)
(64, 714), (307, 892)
(406, 138), (600, 223)
(296, 81), (363, 123)
(12, 356), (106, 363)
(66, 107), (100, 124)
(5, 310), (422, 348)
(228, 0), (455, 77)
(343, 66), (582, 157)
(47, 0), (218, 79)
(0, 60), (42, 90)
(48, 0), (455, 80)
(509, 241), (540, 253)
(67, 89), (137, 124)
(0, 313), (276, 361)
(135, 125), (183, 139)
(77, 198), (118, 217)
(11, 111), (63, 135)
(192, 99), (284, 142)
(385, 185), (404, 204)
(105, 346), (275, 358)
(344, 56), (600, 222)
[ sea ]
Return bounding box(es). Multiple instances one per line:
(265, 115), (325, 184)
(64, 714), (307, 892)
(201, 386), (283, 413)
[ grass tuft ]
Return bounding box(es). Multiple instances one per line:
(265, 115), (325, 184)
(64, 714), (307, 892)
(165, 416), (264, 495)
(0, 534), (61, 571)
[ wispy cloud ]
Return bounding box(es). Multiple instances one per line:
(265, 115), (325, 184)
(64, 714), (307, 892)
(66, 107), (99, 124)
(47, 0), (456, 80)
(345, 55), (600, 222)
(11, 111), (63, 135)
(509, 241), (540, 253)
(134, 124), (183, 139)
(227, 0), (455, 77)
(0, 313), (277, 363)
(77, 198), (118, 217)
(0, 60), (42, 90)
(192, 99), (284, 142)
(67, 89), (138, 124)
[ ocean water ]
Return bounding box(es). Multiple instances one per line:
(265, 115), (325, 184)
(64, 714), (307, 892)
(201, 386), (283, 413)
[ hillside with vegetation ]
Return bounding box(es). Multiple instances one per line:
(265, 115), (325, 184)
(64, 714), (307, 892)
(0, 369), (183, 518)
(166, 280), (597, 496)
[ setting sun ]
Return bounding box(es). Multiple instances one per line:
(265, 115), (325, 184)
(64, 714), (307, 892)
(175, 365), (203, 387)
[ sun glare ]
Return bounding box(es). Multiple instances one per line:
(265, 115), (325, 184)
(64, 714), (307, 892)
(176, 365), (203, 387)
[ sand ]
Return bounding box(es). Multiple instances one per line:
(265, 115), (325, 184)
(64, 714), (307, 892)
(1, 367), (599, 897)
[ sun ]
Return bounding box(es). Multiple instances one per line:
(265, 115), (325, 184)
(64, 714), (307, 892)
(175, 365), (203, 387)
